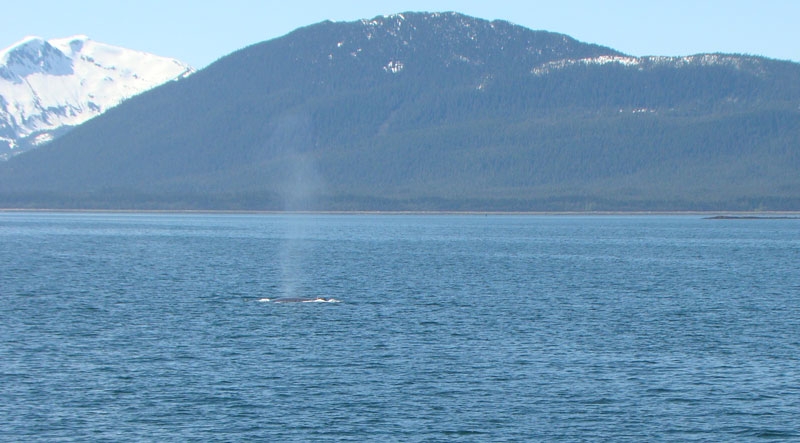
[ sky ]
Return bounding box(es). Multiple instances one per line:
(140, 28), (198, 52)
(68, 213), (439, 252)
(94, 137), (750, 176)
(2, 0), (798, 69)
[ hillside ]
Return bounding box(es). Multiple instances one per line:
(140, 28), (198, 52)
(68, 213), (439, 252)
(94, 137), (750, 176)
(1, 12), (799, 211)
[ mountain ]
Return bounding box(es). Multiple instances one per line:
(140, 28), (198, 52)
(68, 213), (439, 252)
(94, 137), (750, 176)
(1, 12), (799, 211)
(0, 35), (194, 159)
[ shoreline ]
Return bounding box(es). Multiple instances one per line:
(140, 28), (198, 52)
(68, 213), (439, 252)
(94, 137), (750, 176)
(2, 208), (800, 217)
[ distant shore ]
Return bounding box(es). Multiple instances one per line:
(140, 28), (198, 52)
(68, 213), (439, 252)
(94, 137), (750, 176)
(704, 215), (800, 220)
(2, 208), (800, 217)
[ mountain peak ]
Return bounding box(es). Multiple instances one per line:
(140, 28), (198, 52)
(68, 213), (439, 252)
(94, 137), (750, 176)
(1, 35), (48, 55)
(49, 35), (91, 56)
(261, 11), (620, 85)
(0, 36), (73, 80)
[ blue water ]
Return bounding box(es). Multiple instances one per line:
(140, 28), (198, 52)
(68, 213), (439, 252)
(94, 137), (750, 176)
(1, 213), (799, 441)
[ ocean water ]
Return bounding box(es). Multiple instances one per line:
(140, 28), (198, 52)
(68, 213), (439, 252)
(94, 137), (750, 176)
(1, 212), (798, 441)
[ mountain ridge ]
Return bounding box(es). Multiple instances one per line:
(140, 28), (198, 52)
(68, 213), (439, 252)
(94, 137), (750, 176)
(1, 12), (798, 211)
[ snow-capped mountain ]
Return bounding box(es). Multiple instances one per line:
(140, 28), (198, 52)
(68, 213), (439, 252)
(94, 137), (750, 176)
(0, 35), (194, 159)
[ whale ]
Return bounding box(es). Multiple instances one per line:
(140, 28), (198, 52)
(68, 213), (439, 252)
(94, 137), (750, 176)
(257, 297), (339, 303)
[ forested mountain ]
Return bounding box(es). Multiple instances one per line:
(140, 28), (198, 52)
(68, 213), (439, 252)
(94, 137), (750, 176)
(1, 12), (799, 211)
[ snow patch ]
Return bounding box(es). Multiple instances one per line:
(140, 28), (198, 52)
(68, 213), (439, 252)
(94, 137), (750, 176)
(384, 60), (404, 74)
(532, 53), (764, 76)
(33, 132), (53, 145)
(476, 74), (493, 91)
(532, 55), (640, 75)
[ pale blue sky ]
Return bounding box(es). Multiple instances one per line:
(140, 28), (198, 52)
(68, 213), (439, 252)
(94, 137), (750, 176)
(3, 0), (798, 68)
